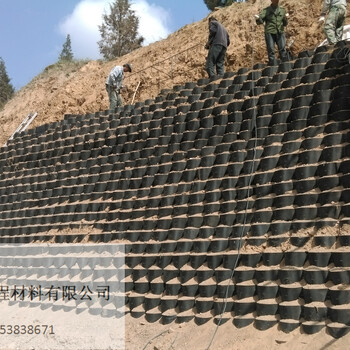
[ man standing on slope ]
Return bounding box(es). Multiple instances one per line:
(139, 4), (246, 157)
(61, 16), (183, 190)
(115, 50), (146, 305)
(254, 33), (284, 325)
(319, 0), (347, 45)
(205, 17), (230, 78)
(105, 63), (132, 110)
(255, 0), (289, 66)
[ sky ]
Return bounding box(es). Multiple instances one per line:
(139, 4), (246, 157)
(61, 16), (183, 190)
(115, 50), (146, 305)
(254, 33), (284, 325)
(0, 0), (210, 91)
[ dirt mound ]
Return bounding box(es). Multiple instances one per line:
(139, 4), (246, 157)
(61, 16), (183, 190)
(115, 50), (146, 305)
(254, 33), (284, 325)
(0, 0), (333, 147)
(124, 313), (350, 350)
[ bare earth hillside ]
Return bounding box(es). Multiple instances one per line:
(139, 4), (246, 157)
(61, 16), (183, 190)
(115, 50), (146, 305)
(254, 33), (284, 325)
(1, 1), (350, 349)
(0, 0), (340, 147)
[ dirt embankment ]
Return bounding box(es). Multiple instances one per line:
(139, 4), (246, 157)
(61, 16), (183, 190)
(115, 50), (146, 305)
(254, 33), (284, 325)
(0, 0), (338, 146)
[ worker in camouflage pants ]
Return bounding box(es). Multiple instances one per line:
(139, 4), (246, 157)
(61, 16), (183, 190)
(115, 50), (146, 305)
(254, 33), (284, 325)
(319, 0), (347, 45)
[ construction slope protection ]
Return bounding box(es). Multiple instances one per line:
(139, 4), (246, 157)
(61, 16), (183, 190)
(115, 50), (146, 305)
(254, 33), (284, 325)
(0, 40), (350, 338)
(0, 0), (331, 147)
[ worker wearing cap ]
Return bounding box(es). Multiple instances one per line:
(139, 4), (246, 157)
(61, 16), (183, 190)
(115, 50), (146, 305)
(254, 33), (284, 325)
(319, 0), (347, 45)
(106, 63), (132, 110)
(255, 0), (289, 66)
(205, 17), (230, 78)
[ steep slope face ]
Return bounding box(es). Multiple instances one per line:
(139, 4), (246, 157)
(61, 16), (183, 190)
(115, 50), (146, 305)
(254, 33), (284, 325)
(1, 0), (350, 346)
(1, 39), (350, 343)
(0, 0), (328, 146)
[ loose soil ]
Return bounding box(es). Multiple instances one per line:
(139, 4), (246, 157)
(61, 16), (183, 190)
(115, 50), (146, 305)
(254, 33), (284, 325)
(1, 0), (344, 147)
(1, 1), (350, 349)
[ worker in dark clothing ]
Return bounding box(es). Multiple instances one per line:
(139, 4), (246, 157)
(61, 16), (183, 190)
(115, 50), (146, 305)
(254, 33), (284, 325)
(205, 17), (230, 78)
(255, 0), (289, 66)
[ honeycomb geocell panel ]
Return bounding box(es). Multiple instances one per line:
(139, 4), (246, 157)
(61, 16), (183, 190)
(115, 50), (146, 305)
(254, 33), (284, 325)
(0, 40), (350, 338)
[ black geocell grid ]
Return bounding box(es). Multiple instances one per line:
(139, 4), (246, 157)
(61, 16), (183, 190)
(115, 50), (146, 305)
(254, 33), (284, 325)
(0, 40), (349, 343)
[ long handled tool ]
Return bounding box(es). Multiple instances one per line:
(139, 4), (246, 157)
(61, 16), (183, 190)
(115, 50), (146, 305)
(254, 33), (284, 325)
(131, 81), (141, 105)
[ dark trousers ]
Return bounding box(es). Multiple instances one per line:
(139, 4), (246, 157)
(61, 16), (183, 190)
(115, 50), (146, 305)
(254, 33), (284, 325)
(206, 44), (227, 78)
(265, 32), (288, 66)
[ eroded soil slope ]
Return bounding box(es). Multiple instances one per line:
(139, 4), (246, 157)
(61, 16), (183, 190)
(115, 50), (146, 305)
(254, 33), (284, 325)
(0, 0), (340, 146)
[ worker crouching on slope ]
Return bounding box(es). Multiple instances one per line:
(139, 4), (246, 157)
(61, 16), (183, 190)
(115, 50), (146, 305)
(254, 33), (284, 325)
(105, 63), (132, 110)
(319, 0), (347, 46)
(205, 17), (230, 78)
(255, 0), (289, 66)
